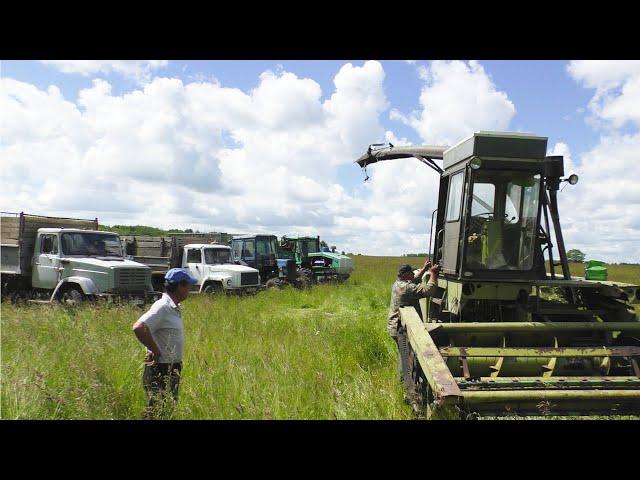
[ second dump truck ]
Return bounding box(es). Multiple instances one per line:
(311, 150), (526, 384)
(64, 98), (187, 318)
(122, 233), (261, 294)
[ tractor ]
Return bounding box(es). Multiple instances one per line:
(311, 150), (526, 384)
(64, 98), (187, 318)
(278, 235), (354, 285)
(231, 234), (280, 283)
(356, 131), (640, 419)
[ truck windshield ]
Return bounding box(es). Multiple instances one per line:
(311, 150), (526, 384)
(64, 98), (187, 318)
(465, 171), (541, 271)
(61, 232), (123, 257)
(204, 248), (231, 265)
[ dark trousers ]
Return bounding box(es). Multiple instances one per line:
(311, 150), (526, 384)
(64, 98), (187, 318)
(143, 362), (182, 418)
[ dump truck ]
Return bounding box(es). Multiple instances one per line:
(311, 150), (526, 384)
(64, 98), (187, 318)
(1, 212), (158, 305)
(356, 131), (640, 418)
(278, 235), (354, 284)
(122, 233), (261, 294)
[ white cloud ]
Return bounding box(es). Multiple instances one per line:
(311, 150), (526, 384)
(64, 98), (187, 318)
(39, 60), (169, 82)
(567, 60), (640, 129)
(2, 61), (430, 256)
(556, 60), (640, 262)
(391, 60), (516, 145)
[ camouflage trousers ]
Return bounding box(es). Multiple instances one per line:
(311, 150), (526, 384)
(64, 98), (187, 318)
(143, 362), (182, 419)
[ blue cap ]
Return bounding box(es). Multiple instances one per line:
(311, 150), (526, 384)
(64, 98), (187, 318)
(165, 268), (198, 285)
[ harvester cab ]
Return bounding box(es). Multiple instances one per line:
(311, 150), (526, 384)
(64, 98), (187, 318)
(356, 131), (640, 419)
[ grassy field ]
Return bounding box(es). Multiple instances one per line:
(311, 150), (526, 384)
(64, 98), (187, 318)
(2, 257), (639, 420)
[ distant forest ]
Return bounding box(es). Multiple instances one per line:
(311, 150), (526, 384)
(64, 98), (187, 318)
(100, 225), (199, 236)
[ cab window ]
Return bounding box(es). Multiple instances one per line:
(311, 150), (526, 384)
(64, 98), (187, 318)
(186, 249), (202, 263)
(41, 235), (58, 254)
(243, 240), (255, 258)
(232, 240), (243, 260)
(446, 172), (464, 222)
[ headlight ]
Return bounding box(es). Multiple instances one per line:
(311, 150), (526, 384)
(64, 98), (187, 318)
(226, 279), (231, 285)
(470, 157), (482, 170)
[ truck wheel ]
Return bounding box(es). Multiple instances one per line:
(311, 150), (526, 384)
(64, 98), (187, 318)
(203, 283), (223, 295)
(61, 287), (84, 306)
(10, 291), (28, 305)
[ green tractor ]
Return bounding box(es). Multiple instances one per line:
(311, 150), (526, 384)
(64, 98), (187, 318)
(278, 235), (354, 285)
(357, 131), (640, 419)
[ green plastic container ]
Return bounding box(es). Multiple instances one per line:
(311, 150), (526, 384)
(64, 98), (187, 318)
(585, 260), (608, 281)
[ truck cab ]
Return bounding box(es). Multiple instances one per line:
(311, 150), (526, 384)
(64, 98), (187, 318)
(181, 243), (261, 294)
(39, 228), (157, 302)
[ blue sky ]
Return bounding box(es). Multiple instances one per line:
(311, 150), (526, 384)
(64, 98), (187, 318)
(2, 60), (639, 262)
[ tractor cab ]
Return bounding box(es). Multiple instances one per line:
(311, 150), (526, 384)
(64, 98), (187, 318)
(231, 234), (279, 282)
(278, 235), (320, 268)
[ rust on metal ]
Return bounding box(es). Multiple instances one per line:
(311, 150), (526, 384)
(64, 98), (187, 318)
(400, 306), (463, 403)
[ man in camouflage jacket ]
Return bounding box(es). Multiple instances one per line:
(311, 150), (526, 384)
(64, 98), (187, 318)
(388, 260), (441, 338)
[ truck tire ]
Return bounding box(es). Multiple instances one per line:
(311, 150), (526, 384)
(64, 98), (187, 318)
(203, 283), (223, 295)
(60, 286), (84, 306)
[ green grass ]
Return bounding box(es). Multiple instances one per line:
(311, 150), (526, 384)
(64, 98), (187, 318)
(2, 257), (639, 419)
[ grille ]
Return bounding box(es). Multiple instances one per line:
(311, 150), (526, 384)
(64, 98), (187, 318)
(115, 268), (149, 290)
(241, 272), (259, 286)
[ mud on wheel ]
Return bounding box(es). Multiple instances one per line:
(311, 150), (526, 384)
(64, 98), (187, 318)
(59, 286), (84, 305)
(265, 278), (284, 289)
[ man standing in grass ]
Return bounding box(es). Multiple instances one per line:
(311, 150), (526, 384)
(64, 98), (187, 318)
(132, 268), (197, 418)
(388, 260), (441, 402)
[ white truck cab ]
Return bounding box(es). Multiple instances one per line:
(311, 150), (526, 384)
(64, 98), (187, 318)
(181, 243), (261, 294)
(1, 212), (158, 305)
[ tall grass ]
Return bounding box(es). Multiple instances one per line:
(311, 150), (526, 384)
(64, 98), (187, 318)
(2, 257), (638, 419)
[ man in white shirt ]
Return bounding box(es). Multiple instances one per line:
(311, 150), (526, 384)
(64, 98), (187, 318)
(133, 268), (197, 418)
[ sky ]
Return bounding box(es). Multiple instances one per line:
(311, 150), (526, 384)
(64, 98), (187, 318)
(1, 59), (639, 262)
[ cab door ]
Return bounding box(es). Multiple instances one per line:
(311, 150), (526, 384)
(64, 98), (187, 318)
(442, 170), (466, 275)
(32, 234), (61, 288)
(184, 247), (204, 285)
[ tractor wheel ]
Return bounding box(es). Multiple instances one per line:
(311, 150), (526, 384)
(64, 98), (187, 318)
(61, 286), (84, 306)
(203, 283), (223, 295)
(294, 275), (312, 289)
(296, 268), (316, 288)
(265, 278), (284, 289)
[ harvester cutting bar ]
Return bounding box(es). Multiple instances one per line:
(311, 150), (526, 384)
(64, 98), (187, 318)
(427, 322), (640, 333)
(456, 376), (640, 390)
(460, 389), (640, 416)
(440, 346), (640, 358)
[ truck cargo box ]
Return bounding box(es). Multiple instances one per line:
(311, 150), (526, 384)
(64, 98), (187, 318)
(1, 212), (98, 275)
